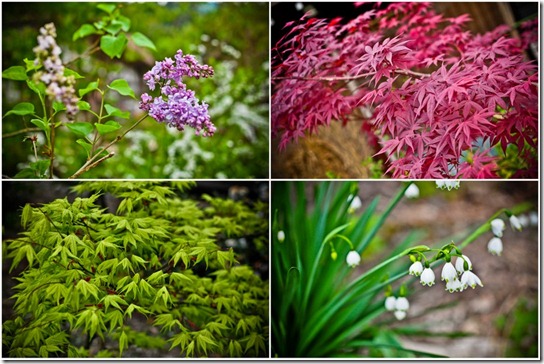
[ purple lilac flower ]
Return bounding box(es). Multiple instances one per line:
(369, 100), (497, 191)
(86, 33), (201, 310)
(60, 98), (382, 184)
(139, 50), (215, 137)
(33, 23), (78, 119)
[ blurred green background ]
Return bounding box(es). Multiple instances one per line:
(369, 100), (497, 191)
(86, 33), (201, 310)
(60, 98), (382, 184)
(2, 2), (269, 178)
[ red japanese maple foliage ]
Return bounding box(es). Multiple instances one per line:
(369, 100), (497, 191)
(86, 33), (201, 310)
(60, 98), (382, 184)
(272, 2), (538, 178)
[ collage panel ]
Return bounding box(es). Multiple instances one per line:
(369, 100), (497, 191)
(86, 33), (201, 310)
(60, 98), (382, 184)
(2, 2), (269, 179)
(272, 181), (538, 358)
(2, 180), (269, 358)
(271, 2), (538, 179)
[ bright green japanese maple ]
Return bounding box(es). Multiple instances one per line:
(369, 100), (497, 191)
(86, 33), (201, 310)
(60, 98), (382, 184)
(3, 181), (268, 358)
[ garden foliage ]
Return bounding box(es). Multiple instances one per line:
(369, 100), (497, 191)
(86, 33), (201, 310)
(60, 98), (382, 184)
(272, 2), (538, 178)
(3, 182), (269, 358)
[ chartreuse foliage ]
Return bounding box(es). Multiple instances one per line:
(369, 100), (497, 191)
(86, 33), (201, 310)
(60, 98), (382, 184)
(3, 182), (268, 358)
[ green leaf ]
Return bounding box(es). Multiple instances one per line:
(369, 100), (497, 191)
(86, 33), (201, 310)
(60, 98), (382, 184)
(67, 122), (94, 137)
(97, 3), (116, 14)
(77, 100), (91, 111)
(114, 16), (131, 32)
(79, 81), (99, 97)
(64, 68), (84, 79)
(100, 33), (128, 59)
(30, 118), (47, 131)
(104, 104), (130, 119)
(4, 102), (35, 117)
(169, 272), (193, 285)
(2, 65), (27, 80)
(53, 101), (66, 113)
(27, 79), (46, 95)
(23, 58), (41, 72)
(131, 32), (157, 52)
(104, 23), (123, 35)
(21, 204), (33, 228)
(119, 331), (128, 356)
(76, 139), (93, 157)
(107, 79), (135, 99)
(73, 24), (99, 41)
(95, 120), (122, 135)
(29, 160), (51, 177)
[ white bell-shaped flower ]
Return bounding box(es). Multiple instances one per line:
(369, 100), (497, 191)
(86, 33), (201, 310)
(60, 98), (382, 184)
(529, 211), (538, 226)
(445, 278), (464, 293)
(404, 184), (420, 199)
(490, 219), (505, 237)
(277, 230), (285, 243)
(460, 270), (483, 289)
(394, 310), (407, 320)
(487, 237), (503, 256)
(395, 297), (409, 311)
(348, 195), (362, 213)
(420, 268), (435, 286)
(384, 296), (397, 311)
(509, 215), (522, 231)
(408, 261), (423, 276)
(455, 255), (472, 273)
(441, 262), (457, 283)
(346, 250), (361, 268)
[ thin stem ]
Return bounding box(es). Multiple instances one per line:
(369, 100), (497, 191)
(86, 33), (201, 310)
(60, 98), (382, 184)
(2, 128), (42, 139)
(66, 40), (100, 66)
(91, 90), (106, 155)
(49, 121), (55, 178)
(272, 68), (430, 83)
(69, 113), (148, 179)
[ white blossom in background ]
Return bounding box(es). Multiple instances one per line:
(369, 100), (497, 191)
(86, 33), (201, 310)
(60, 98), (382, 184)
(455, 254), (472, 273)
(518, 214), (530, 228)
(420, 268), (435, 286)
(348, 195), (362, 213)
(404, 184), (420, 199)
(487, 237), (503, 256)
(529, 211), (538, 226)
(490, 218), (506, 237)
(277, 230), (285, 243)
(408, 261), (423, 276)
(509, 215), (522, 231)
(346, 250), (361, 268)
(384, 296), (397, 311)
(394, 310), (407, 320)
(441, 262), (457, 283)
(395, 297), (409, 311)
(460, 270), (483, 289)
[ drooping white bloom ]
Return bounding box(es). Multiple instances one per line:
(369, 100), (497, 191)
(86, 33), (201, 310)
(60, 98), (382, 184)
(487, 237), (503, 256)
(441, 262), (457, 283)
(460, 270), (483, 289)
(394, 310), (407, 320)
(346, 250), (361, 268)
(384, 296), (397, 311)
(436, 180), (460, 190)
(408, 261), (424, 277)
(404, 184), (420, 199)
(455, 255), (472, 273)
(445, 278), (464, 293)
(490, 219), (505, 237)
(529, 211), (538, 226)
(348, 195), (362, 213)
(277, 230), (285, 243)
(509, 215), (522, 231)
(395, 297), (410, 311)
(518, 214), (530, 228)
(420, 268), (435, 286)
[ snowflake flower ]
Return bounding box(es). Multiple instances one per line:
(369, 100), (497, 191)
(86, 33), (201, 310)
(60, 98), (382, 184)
(395, 297), (410, 311)
(277, 230), (285, 243)
(408, 261), (423, 276)
(509, 215), (522, 231)
(394, 310), (407, 320)
(455, 254), (472, 273)
(445, 278), (464, 293)
(384, 296), (397, 311)
(490, 218), (505, 237)
(348, 195), (362, 213)
(404, 183), (420, 199)
(441, 262), (457, 283)
(460, 270), (483, 289)
(346, 250), (361, 268)
(140, 50), (215, 136)
(420, 267), (435, 286)
(435, 180), (460, 190)
(487, 237), (503, 256)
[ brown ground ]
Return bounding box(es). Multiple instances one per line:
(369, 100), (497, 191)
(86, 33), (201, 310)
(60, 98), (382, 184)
(353, 181), (538, 358)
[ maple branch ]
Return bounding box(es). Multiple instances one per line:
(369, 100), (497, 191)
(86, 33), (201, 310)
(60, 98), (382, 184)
(272, 69), (430, 83)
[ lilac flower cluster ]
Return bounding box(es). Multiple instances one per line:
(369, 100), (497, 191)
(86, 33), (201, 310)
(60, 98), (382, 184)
(139, 50), (215, 137)
(33, 23), (78, 119)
